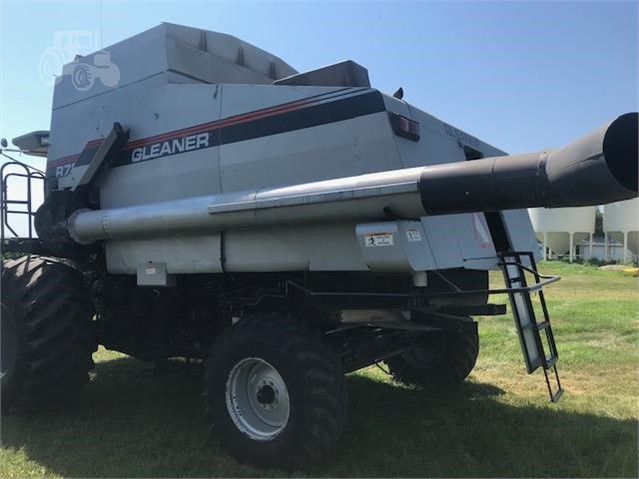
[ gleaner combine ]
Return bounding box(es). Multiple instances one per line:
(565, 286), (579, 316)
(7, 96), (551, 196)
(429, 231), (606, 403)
(1, 24), (637, 469)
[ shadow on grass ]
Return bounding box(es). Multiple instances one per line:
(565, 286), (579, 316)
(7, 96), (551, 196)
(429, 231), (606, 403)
(1, 356), (637, 478)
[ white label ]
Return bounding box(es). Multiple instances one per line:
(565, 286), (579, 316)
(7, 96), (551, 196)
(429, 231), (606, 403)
(406, 229), (422, 242)
(365, 232), (394, 247)
(145, 266), (157, 275)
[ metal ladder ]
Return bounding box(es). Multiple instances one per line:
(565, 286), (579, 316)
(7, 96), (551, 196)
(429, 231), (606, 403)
(499, 251), (563, 402)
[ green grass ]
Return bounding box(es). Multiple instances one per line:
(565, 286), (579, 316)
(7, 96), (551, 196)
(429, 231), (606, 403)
(1, 262), (637, 477)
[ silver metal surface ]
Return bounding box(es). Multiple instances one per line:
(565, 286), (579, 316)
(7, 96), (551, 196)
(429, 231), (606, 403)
(69, 168), (427, 244)
(207, 181), (418, 214)
(356, 220), (436, 272)
(225, 357), (290, 441)
(53, 23), (297, 111)
(136, 261), (175, 287)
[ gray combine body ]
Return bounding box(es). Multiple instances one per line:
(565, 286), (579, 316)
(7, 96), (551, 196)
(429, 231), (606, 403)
(47, 23), (537, 279)
(2, 23), (637, 470)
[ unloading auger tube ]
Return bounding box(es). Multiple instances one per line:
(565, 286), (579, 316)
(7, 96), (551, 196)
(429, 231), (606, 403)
(65, 113), (638, 245)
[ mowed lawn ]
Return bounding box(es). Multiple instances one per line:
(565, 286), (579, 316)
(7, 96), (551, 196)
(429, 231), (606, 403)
(1, 262), (637, 477)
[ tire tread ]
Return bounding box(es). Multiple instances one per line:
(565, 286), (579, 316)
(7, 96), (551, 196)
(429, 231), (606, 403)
(1, 255), (95, 411)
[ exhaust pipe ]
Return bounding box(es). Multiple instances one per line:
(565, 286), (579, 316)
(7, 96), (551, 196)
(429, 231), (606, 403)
(65, 113), (638, 244)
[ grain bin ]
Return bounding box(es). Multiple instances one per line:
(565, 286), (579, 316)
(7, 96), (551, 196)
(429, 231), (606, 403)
(528, 207), (597, 261)
(603, 199), (639, 262)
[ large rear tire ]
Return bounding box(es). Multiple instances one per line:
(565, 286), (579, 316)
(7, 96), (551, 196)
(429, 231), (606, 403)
(384, 325), (479, 387)
(204, 313), (347, 469)
(1, 255), (96, 411)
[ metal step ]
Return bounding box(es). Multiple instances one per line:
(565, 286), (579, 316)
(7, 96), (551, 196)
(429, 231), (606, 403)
(551, 388), (564, 403)
(536, 320), (551, 331)
(545, 355), (558, 369)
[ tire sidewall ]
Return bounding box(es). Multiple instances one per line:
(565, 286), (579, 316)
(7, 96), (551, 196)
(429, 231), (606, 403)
(0, 283), (25, 408)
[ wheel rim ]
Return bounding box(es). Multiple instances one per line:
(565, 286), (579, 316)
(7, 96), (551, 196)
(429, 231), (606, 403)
(0, 302), (17, 381)
(225, 357), (290, 441)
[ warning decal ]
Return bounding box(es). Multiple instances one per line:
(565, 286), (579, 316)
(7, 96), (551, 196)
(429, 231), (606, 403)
(406, 229), (422, 242)
(365, 232), (394, 247)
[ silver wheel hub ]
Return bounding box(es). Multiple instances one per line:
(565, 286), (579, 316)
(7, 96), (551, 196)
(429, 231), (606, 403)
(225, 357), (290, 441)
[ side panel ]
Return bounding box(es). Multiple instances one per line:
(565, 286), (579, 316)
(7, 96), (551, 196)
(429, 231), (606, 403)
(502, 210), (542, 260)
(98, 83), (225, 207)
(97, 84), (226, 273)
(218, 86), (402, 191)
(223, 223), (369, 272)
(106, 236), (222, 274)
(53, 79), (223, 205)
(355, 221), (437, 272)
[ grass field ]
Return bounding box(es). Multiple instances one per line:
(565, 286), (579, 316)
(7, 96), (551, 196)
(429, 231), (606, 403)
(1, 262), (637, 478)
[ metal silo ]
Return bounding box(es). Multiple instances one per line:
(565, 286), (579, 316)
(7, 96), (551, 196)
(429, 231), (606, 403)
(603, 198), (639, 262)
(528, 207), (597, 261)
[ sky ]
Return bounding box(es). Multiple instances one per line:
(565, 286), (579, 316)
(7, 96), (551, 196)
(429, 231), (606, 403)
(1, 1), (637, 154)
(0, 0), (637, 236)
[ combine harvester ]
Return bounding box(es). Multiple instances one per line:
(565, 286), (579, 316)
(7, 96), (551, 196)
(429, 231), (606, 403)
(1, 24), (637, 468)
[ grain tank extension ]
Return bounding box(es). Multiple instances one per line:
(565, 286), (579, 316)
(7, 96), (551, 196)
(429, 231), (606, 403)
(1, 23), (637, 469)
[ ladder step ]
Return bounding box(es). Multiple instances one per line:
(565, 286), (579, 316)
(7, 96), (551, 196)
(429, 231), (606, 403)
(536, 320), (551, 331)
(545, 356), (558, 369)
(520, 321), (549, 331)
(551, 388), (564, 403)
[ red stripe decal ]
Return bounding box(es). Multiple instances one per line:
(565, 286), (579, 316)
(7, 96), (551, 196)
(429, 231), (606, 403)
(47, 89), (357, 168)
(124, 96), (318, 149)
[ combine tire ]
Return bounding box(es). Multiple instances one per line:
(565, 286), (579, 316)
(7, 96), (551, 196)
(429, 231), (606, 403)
(385, 325), (479, 387)
(1, 255), (95, 411)
(204, 313), (347, 469)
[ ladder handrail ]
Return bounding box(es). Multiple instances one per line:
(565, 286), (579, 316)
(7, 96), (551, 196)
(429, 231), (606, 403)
(1, 160), (45, 241)
(415, 274), (561, 299)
